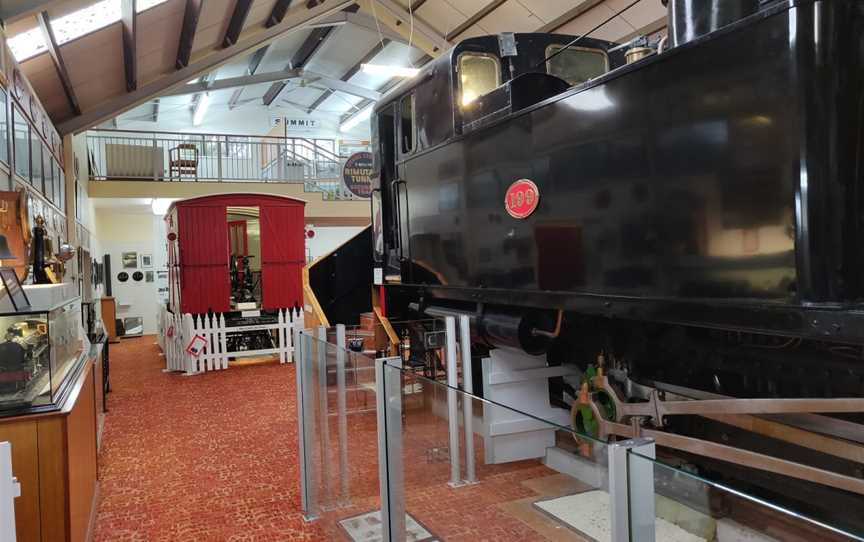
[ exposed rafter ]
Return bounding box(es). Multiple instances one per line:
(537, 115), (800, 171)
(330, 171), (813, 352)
(266, 0), (295, 27)
(371, 0), (450, 54)
(314, 11), (408, 44)
(190, 72), (214, 124)
(162, 69), (302, 96)
(36, 11), (81, 116)
(176, 0), (204, 69)
(58, 0), (356, 134)
(445, 0), (507, 42)
(308, 38), (389, 113)
(223, 0), (255, 47)
(262, 24), (337, 106)
(301, 70), (381, 100)
(161, 68), (381, 101)
(409, 0), (428, 10)
(121, 0), (137, 91)
(228, 45), (270, 109)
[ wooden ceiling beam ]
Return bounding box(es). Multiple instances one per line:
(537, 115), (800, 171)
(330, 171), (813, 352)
(262, 11), (343, 106)
(372, 0), (450, 54)
(307, 37), (389, 113)
(223, 0), (255, 48)
(58, 0), (356, 134)
(36, 11), (81, 116)
(228, 45), (270, 109)
(121, 0), (137, 91)
(266, 0), (294, 27)
(176, 0), (204, 69)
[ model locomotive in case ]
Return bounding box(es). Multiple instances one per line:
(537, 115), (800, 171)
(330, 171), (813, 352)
(0, 286), (86, 412)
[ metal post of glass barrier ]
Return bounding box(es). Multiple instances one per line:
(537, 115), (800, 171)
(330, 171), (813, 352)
(376, 357), (406, 541)
(608, 438), (656, 542)
(316, 326), (332, 510)
(445, 316), (463, 487)
(294, 328), (308, 517)
(458, 315), (477, 484)
(335, 324), (350, 505)
(296, 330), (319, 520)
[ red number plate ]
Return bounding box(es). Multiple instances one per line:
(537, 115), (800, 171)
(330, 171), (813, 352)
(504, 179), (540, 219)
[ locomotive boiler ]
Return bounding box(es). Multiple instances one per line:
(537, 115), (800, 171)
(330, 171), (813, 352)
(364, 0), (864, 532)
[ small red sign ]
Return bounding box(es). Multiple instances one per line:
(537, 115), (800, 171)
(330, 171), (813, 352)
(504, 179), (540, 219)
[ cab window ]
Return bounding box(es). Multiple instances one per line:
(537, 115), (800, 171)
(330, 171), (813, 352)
(400, 94), (414, 154)
(545, 45), (609, 86)
(457, 52), (501, 107)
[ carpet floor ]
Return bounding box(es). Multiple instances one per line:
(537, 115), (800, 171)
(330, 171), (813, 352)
(93, 336), (322, 541)
(93, 336), (579, 541)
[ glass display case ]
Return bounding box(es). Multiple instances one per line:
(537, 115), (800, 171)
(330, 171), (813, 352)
(0, 296), (87, 413)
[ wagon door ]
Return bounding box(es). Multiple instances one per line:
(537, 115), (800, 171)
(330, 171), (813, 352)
(178, 204), (230, 313)
(259, 203), (305, 310)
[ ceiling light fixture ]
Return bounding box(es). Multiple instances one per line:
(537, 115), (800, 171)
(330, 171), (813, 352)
(340, 104), (374, 133)
(192, 93), (211, 126)
(361, 64), (420, 78)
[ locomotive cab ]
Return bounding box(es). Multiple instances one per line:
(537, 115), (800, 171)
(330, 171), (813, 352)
(371, 33), (623, 281)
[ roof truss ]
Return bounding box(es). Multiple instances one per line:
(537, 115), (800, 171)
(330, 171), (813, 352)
(121, 0), (137, 91)
(36, 11), (81, 116)
(58, 0), (356, 134)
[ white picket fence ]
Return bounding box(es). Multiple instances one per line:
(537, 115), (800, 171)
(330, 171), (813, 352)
(157, 306), (304, 375)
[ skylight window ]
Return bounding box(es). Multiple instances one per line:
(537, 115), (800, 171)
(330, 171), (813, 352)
(7, 0), (168, 62)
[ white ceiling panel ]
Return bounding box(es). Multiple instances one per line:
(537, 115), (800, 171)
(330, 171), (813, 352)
(306, 24), (381, 79)
(413, 0), (467, 36)
(318, 91), (365, 117)
(474, 0), (544, 34)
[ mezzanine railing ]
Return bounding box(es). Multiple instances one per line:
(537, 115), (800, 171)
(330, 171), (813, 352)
(86, 129), (362, 200)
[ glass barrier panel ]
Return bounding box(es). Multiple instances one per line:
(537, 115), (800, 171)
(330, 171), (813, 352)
(381, 361), (619, 542)
(626, 449), (864, 542)
(297, 331), (383, 539)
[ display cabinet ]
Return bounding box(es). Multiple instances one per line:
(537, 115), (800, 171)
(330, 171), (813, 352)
(0, 287), (87, 415)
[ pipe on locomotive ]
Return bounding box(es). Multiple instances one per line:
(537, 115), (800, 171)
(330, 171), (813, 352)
(409, 303), (561, 355)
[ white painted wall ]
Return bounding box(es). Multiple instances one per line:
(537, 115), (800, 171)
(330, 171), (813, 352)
(94, 209), (163, 335)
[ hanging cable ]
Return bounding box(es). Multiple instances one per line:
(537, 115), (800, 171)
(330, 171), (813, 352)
(534, 0), (644, 70)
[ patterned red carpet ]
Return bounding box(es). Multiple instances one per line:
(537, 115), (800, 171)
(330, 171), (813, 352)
(94, 337), (323, 541)
(94, 337), (570, 541)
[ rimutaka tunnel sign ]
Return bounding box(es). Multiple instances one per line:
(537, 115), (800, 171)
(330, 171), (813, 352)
(342, 152), (373, 198)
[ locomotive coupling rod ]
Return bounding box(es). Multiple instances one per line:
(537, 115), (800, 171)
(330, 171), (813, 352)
(593, 376), (864, 421)
(585, 400), (864, 497)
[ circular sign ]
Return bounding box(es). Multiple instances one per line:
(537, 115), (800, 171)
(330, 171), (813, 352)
(342, 152), (373, 198)
(117, 272), (129, 283)
(504, 179), (540, 219)
(133, 271), (144, 282)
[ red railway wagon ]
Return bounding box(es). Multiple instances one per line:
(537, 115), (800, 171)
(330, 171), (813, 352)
(166, 193), (306, 315)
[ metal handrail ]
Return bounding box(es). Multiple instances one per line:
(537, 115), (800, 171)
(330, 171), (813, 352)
(86, 129), (367, 201)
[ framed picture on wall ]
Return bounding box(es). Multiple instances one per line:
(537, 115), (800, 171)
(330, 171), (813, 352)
(122, 252), (138, 269)
(141, 254), (153, 268)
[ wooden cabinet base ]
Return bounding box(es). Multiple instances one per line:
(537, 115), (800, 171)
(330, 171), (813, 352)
(100, 297), (120, 344)
(0, 360), (100, 542)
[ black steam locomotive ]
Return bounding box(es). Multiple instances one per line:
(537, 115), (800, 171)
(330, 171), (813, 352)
(366, 0), (864, 530)
(373, 0), (864, 397)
